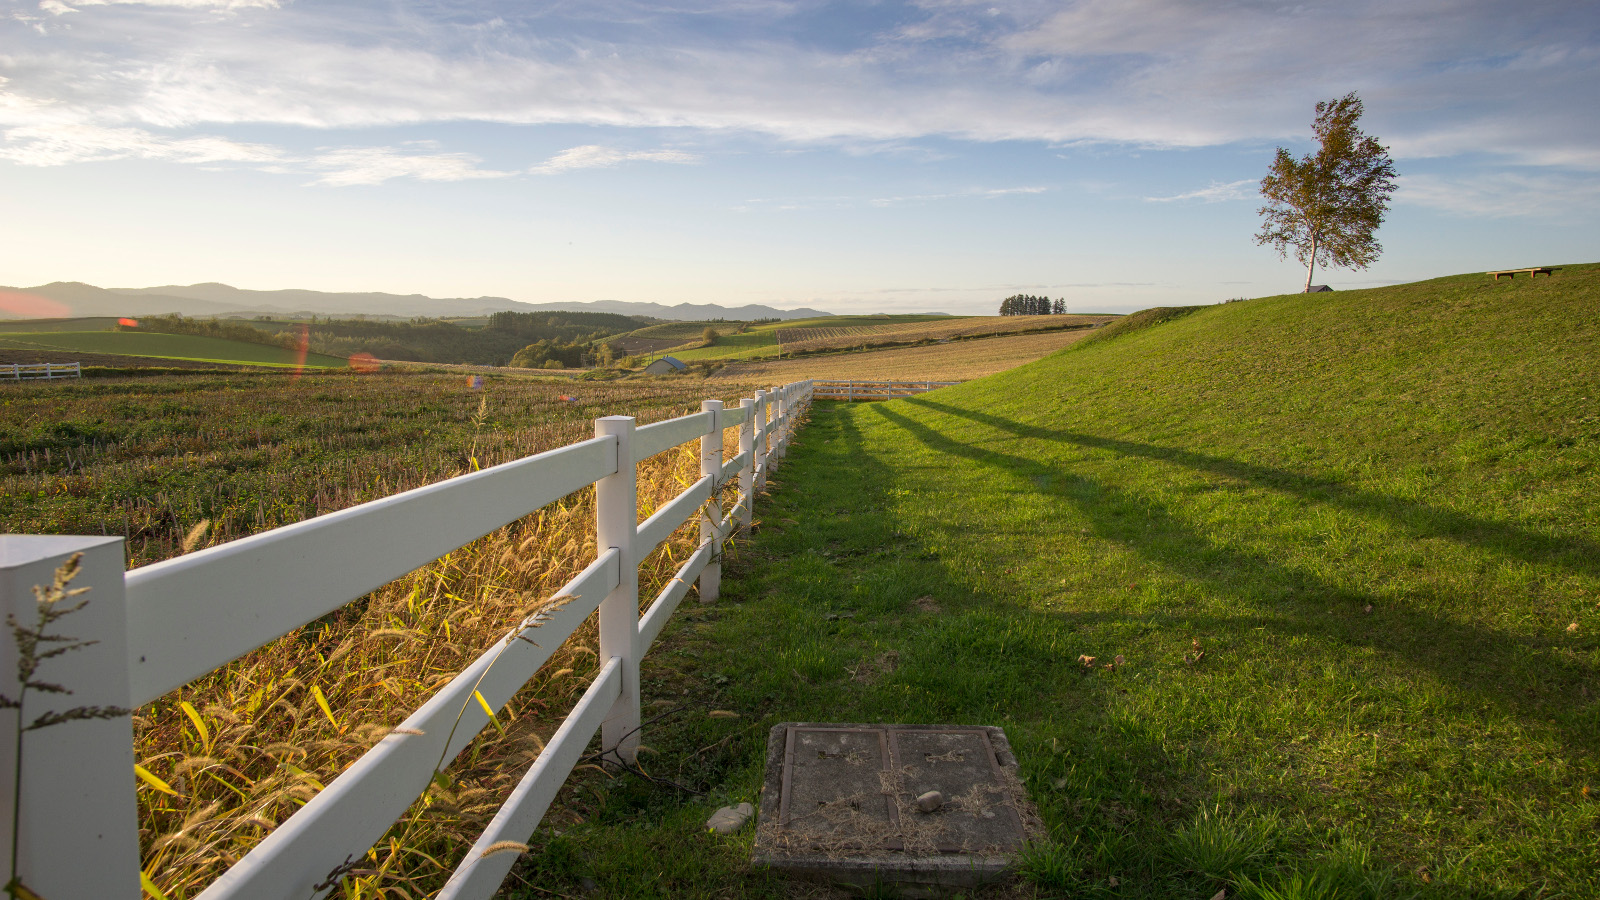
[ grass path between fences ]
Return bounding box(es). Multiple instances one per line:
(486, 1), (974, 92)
(504, 269), (1599, 900)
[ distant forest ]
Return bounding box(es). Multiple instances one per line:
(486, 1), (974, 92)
(123, 310), (653, 366)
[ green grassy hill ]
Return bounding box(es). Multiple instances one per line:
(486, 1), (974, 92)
(664, 329), (780, 362)
(513, 266), (1600, 898)
(0, 317), (123, 333)
(0, 331), (348, 368)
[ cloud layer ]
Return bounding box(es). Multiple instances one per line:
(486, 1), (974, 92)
(2, 0), (1596, 189)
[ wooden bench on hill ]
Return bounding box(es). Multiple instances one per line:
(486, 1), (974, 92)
(1487, 266), (1557, 281)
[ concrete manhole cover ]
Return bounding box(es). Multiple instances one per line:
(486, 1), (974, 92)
(753, 723), (1041, 892)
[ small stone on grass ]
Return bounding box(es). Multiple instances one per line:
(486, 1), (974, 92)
(706, 802), (754, 834)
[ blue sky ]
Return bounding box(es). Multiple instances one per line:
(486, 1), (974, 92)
(2, 0), (1596, 314)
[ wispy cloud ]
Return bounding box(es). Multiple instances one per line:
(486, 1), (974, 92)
(1395, 171), (1600, 220)
(0, 0), (1596, 178)
(46, 0), (278, 12)
(1145, 179), (1257, 203)
(529, 145), (699, 175)
(0, 121), (525, 186)
(869, 186), (1050, 206)
(0, 123), (283, 166)
(309, 147), (515, 186)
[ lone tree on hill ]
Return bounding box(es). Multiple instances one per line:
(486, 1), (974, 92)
(1256, 92), (1397, 293)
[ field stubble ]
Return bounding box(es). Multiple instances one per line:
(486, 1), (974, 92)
(0, 371), (767, 897)
(773, 315), (1110, 354)
(719, 327), (1100, 382)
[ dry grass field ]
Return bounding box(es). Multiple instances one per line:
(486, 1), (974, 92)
(773, 314), (1111, 353)
(718, 327), (1099, 382)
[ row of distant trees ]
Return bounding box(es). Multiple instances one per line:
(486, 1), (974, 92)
(997, 294), (1067, 316)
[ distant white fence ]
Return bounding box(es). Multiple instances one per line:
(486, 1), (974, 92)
(0, 379), (814, 900)
(812, 380), (959, 401)
(2, 361), (81, 381)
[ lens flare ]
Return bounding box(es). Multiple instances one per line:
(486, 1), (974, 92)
(348, 352), (379, 373)
(0, 291), (71, 319)
(290, 324), (310, 383)
(118, 317), (140, 327)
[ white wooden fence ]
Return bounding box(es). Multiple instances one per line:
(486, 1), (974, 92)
(812, 380), (959, 401)
(0, 379), (813, 899)
(2, 362), (81, 381)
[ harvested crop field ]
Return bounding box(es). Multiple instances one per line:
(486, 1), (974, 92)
(0, 370), (767, 897)
(718, 327), (1099, 382)
(773, 314), (1112, 353)
(1, 371), (756, 564)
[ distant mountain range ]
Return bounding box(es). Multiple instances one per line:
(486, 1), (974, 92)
(0, 282), (833, 322)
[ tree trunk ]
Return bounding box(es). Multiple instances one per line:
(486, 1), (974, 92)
(1303, 233), (1318, 292)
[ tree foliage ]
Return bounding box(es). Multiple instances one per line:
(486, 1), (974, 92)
(998, 294), (1066, 316)
(1256, 92), (1397, 292)
(509, 338), (586, 369)
(116, 314), (300, 350)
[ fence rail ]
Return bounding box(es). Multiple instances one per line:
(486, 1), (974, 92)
(2, 361), (81, 381)
(812, 379), (960, 401)
(0, 379), (814, 900)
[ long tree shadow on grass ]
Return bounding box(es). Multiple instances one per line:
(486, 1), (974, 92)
(906, 397), (1600, 583)
(752, 406), (1230, 897)
(734, 406), (1545, 897)
(867, 403), (1597, 775)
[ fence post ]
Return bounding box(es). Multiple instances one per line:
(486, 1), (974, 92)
(0, 536), (140, 899)
(753, 390), (768, 492)
(784, 384), (794, 451)
(773, 385), (787, 460)
(593, 416), (640, 764)
(769, 385), (782, 464)
(698, 400), (723, 604)
(738, 397), (755, 531)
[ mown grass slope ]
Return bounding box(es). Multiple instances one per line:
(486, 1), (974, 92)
(507, 265), (1599, 899)
(0, 330), (348, 367)
(667, 329), (780, 362)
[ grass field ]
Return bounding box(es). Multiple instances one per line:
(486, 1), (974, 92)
(497, 265), (1600, 898)
(718, 328), (1100, 382)
(666, 329), (781, 362)
(0, 330), (348, 368)
(0, 316), (123, 333)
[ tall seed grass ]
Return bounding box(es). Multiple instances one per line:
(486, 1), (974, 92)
(129, 420), (754, 897)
